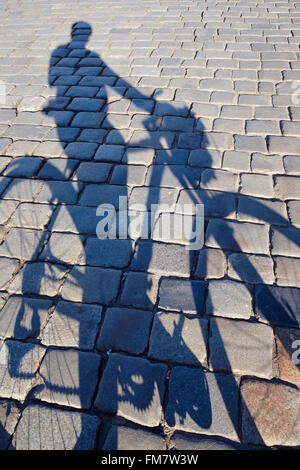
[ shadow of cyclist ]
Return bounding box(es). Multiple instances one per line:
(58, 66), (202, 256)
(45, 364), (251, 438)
(2, 20), (299, 449)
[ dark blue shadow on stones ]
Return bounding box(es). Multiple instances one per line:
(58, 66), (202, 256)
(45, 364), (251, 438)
(1, 20), (299, 450)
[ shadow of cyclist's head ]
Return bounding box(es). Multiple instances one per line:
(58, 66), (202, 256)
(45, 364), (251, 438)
(71, 21), (92, 45)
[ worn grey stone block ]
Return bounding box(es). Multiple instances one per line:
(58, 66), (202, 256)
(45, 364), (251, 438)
(121, 271), (158, 310)
(275, 176), (300, 200)
(130, 130), (175, 149)
(68, 97), (103, 111)
(81, 238), (132, 268)
(268, 136), (300, 155)
(206, 219), (269, 254)
(66, 86), (98, 97)
(255, 284), (300, 327)
(94, 144), (125, 162)
(2, 178), (43, 202)
(149, 312), (208, 366)
(288, 201), (300, 227)
(284, 156), (300, 174)
(46, 110), (74, 126)
(0, 109), (16, 124)
(41, 300), (102, 349)
(240, 173), (274, 198)
(110, 164), (147, 186)
(78, 128), (106, 143)
(252, 153), (284, 174)
(235, 135), (267, 152)
(0, 257), (18, 289)
(246, 119), (280, 135)
(71, 112), (104, 128)
(0, 227), (46, 261)
(95, 353), (167, 426)
(158, 278), (205, 314)
(11, 404), (100, 450)
(237, 196), (287, 225)
(271, 226), (300, 257)
(170, 433), (248, 450)
(129, 186), (177, 210)
(241, 379), (300, 447)
(39, 232), (84, 264)
(209, 317), (274, 378)
(0, 400), (20, 450)
(4, 125), (50, 140)
(79, 183), (127, 207)
(178, 189), (235, 218)
(8, 262), (66, 296)
(213, 118), (244, 134)
(131, 240), (191, 276)
(49, 205), (97, 234)
(275, 256), (300, 287)
(228, 253), (274, 284)
(0, 295), (52, 340)
(47, 127), (80, 142)
(201, 169), (238, 192)
(178, 132), (201, 149)
(220, 105), (252, 119)
(0, 340), (45, 402)
(35, 348), (101, 408)
(166, 367), (239, 441)
(4, 157), (42, 177)
(36, 181), (81, 204)
(145, 164), (197, 188)
(61, 266), (121, 304)
(0, 200), (18, 225)
(195, 248), (226, 279)
(38, 158), (77, 181)
(76, 162), (111, 182)
(64, 142), (98, 160)
(188, 149), (222, 168)
(201, 132), (234, 150)
(123, 148), (155, 165)
(102, 425), (166, 450)
(97, 307), (152, 354)
(206, 279), (252, 319)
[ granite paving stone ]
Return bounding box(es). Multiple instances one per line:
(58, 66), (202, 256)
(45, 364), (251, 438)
(0, 228), (46, 261)
(275, 327), (300, 386)
(166, 367), (239, 441)
(61, 266), (121, 304)
(120, 271), (159, 310)
(149, 312), (208, 366)
(0, 296), (52, 340)
(0, 400), (20, 450)
(35, 348), (101, 409)
(39, 232), (84, 264)
(101, 425), (166, 450)
(95, 353), (167, 427)
(255, 285), (300, 327)
(0, 257), (19, 289)
(11, 404), (100, 450)
(80, 238), (132, 268)
(97, 307), (152, 354)
(206, 279), (252, 319)
(241, 379), (300, 447)
(0, 340), (45, 402)
(131, 240), (191, 276)
(41, 300), (102, 349)
(209, 317), (274, 379)
(8, 262), (67, 296)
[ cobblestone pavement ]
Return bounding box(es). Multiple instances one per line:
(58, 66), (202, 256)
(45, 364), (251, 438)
(0, 0), (299, 450)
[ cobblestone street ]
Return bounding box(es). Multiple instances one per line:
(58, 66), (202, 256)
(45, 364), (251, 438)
(0, 0), (300, 450)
